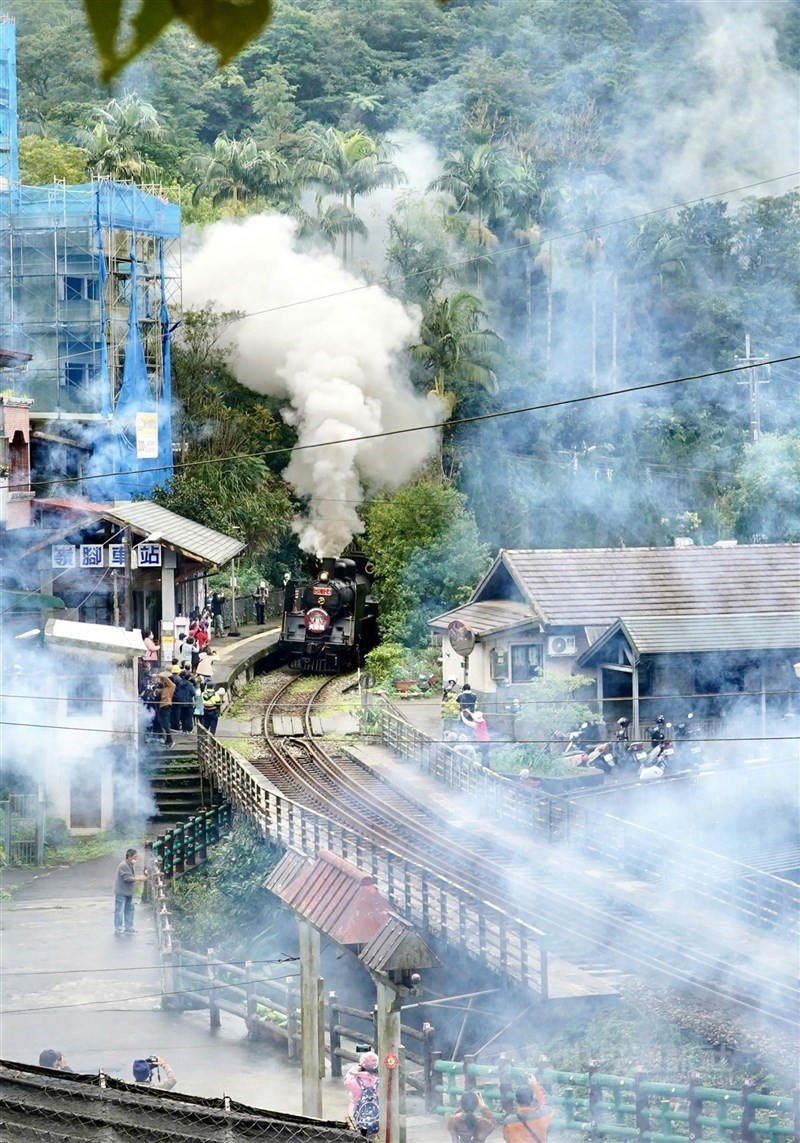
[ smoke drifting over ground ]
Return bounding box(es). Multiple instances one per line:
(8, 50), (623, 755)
(182, 214), (440, 557)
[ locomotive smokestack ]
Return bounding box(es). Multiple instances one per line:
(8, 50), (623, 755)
(319, 557), (337, 578)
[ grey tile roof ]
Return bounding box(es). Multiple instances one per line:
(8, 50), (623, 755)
(110, 501), (245, 567)
(493, 545), (800, 625)
(578, 613), (800, 664)
(428, 599), (537, 635)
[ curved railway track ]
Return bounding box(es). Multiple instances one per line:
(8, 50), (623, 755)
(249, 675), (800, 1036)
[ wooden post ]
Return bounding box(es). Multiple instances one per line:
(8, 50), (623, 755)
(206, 948), (220, 1029)
(245, 960), (256, 1024)
(329, 990), (342, 1077)
(741, 1079), (756, 1142)
(422, 1023), (436, 1111)
(375, 978), (403, 1143)
(298, 919), (324, 1118)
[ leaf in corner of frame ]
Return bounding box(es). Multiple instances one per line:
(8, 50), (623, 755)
(171, 0), (275, 66)
(84, 0), (175, 84)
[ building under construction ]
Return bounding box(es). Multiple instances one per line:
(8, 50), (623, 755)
(0, 16), (181, 500)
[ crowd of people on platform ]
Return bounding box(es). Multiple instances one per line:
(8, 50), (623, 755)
(138, 609), (226, 747)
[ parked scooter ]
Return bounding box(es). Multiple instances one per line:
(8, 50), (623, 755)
(555, 721), (595, 759)
(577, 740), (616, 773)
(673, 711), (707, 768)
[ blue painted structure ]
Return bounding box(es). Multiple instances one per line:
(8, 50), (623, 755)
(0, 18), (181, 499)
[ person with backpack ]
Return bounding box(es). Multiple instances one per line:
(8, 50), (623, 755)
(344, 1050), (380, 1139)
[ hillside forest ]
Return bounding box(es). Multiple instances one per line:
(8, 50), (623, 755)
(8, 0), (800, 643)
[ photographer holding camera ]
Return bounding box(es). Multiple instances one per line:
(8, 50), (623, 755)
(132, 1056), (176, 1091)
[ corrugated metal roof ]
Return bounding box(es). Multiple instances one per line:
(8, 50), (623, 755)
(428, 599), (537, 635)
(493, 545), (800, 625)
(110, 501), (245, 567)
(265, 850), (439, 971)
(266, 850), (389, 946)
(578, 613), (800, 665)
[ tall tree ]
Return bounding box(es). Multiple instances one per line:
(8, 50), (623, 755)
(296, 126), (405, 262)
(193, 133), (290, 208)
(79, 93), (165, 183)
(410, 288), (503, 414)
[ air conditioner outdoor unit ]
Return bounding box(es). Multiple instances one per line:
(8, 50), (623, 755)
(547, 635), (576, 657)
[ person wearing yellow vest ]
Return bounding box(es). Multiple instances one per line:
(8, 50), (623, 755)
(201, 685), (224, 735)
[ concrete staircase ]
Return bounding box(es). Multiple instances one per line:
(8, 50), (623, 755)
(141, 734), (216, 823)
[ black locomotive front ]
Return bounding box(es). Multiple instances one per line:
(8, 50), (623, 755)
(279, 556), (377, 672)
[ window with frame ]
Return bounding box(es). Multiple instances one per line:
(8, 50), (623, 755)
(67, 677), (104, 717)
(509, 643), (543, 684)
(63, 275), (99, 302)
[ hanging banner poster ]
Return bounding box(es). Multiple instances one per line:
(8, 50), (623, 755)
(136, 411), (159, 459)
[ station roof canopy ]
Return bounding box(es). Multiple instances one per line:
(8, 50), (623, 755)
(266, 849), (439, 972)
(578, 612), (800, 667)
(18, 499), (245, 571)
(109, 501), (245, 568)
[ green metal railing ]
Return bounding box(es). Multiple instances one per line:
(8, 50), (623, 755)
(145, 805), (233, 878)
(432, 1060), (799, 1143)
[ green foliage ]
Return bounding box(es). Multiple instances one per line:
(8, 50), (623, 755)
(18, 136), (88, 184)
(153, 307), (296, 555)
(168, 818), (283, 958)
(509, 673), (598, 772)
(363, 480), (491, 647)
(724, 433), (800, 542)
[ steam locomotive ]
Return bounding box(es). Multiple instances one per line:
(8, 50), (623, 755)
(278, 555), (378, 673)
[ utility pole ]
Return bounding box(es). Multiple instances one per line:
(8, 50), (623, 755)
(735, 335), (770, 443)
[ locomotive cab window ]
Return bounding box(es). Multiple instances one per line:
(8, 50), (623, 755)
(509, 643), (543, 683)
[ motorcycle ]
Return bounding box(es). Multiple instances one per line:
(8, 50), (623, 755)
(673, 711), (707, 768)
(577, 740), (616, 773)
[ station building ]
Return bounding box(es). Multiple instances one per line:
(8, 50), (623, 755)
(0, 16), (181, 500)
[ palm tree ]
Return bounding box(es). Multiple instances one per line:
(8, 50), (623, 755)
(293, 193), (368, 251)
(79, 94), (164, 183)
(410, 289), (503, 413)
(429, 143), (515, 244)
(296, 126), (405, 263)
(193, 133), (290, 209)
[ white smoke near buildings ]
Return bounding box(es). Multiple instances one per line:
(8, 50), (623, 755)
(182, 213), (441, 557)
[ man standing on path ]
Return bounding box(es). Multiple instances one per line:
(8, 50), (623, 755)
(210, 592), (225, 638)
(113, 848), (146, 935)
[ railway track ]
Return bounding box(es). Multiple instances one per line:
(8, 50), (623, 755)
(247, 676), (800, 1036)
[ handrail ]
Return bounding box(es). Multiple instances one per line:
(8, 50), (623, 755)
(432, 1060), (799, 1143)
(376, 705), (800, 935)
(196, 726), (550, 997)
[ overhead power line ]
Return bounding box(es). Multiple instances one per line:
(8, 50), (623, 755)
(29, 353), (800, 493)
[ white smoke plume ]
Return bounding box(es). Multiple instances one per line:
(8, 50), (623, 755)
(620, 0), (800, 202)
(181, 213), (441, 557)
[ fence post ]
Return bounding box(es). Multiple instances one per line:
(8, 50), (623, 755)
(633, 1067), (649, 1136)
(245, 959), (256, 1023)
(461, 1051), (475, 1088)
(422, 1023), (436, 1111)
(329, 991), (342, 1077)
(742, 1079), (756, 1142)
(587, 1059), (601, 1141)
(286, 977), (299, 1061)
(688, 1070), (702, 1140)
(793, 1083), (800, 1143)
(206, 949), (221, 1029)
(36, 783), (46, 866)
(1, 800), (10, 866)
(539, 935), (549, 1001)
(430, 1051), (443, 1110)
